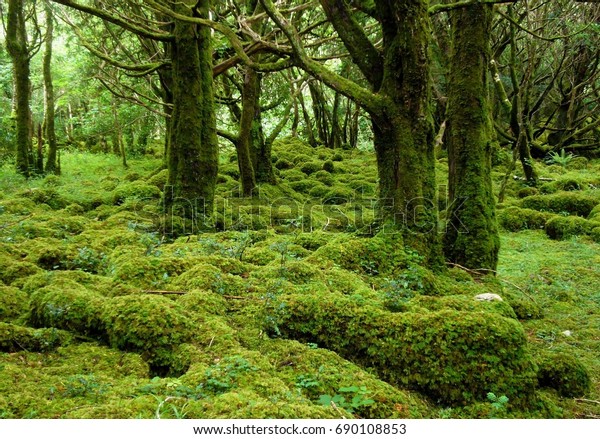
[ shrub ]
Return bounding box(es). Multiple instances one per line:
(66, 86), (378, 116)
(544, 216), (596, 240)
(497, 206), (551, 232)
(0, 322), (71, 353)
(29, 286), (107, 338)
(521, 192), (599, 217)
(537, 352), (591, 397)
(300, 161), (322, 175)
(111, 182), (162, 205)
(266, 293), (537, 406)
(102, 295), (194, 373)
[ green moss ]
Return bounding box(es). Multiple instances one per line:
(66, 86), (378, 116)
(497, 206), (552, 232)
(0, 323), (72, 352)
(172, 263), (248, 295)
(289, 179), (315, 194)
(267, 293), (537, 406)
(517, 187), (539, 198)
(322, 186), (355, 204)
(280, 169), (307, 182)
(176, 289), (228, 317)
(300, 161), (322, 175)
(146, 169), (168, 189)
(111, 182), (162, 205)
(102, 295), (194, 373)
(411, 295), (517, 319)
(331, 153), (344, 162)
(0, 285), (29, 321)
(312, 170), (335, 186)
(322, 161), (335, 173)
(274, 158), (294, 170)
(537, 352), (591, 397)
(0, 254), (41, 286)
(29, 286), (107, 338)
(307, 183), (330, 198)
(544, 216), (597, 240)
(521, 192), (599, 217)
(17, 187), (68, 210)
(539, 178), (585, 194)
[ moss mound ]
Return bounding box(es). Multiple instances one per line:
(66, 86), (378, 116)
(266, 293), (537, 406)
(497, 206), (551, 232)
(544, 216), (597, 240)
(102, 295), (195, 373)
(0, 285), (29, 321)
(29, 286), (107, 338)
(537, 352), (591, 397)
(521, 192), (599, 217)
(0, 322), (72, 352)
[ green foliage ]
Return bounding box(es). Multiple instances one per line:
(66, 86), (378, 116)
(537, 352), (591, 397)
(318, 386), (375, 414)
(546, 150), (576, 168)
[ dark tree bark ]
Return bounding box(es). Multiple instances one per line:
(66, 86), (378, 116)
(6, 0), (32, 177)
(166, 0), (218, 224)
(43, 1), (59, 174)
(443, 3), (500, 272)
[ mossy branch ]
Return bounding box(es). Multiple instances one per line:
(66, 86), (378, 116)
(259, 0), (386, 117)
(429, 0), (517, 16)
(49, 0), (174, 41)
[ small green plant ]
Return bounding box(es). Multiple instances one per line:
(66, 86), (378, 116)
(71, 246), (106, 273)
(52, 374), (108, 399)
(487, 392), (509, 418)
(318, 386), (375, 414)
(201, 356), (259, 395)
(546, 149), (576, 168)
(382, 266), (424, 312)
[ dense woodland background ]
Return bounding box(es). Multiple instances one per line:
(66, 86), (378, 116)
(0, 0), (599, 419)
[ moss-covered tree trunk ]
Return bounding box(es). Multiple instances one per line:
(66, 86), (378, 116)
(6, 0), (32, 177)
(443, 4), (500, 272)
(43, 2), (59, 175)
(166, 0), (218, 224)
(237, 67), (258, 197)
(373, 1), (442, 266)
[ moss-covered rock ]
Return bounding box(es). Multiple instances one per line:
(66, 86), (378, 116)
(0, 323), (72, 352)
(537, 352), (591, 397)
(0, 254), (41, 286)
(300, 161), (322, 175)
(146, 169), (168, 189)
(0, 285), (29, 321)
(266, 293), (537, 406)
(313, 170), (335, 186)
(544, 216), (597, 240)
(274, 158), (294, 170)
(497, 206), (551, 232)
(517, 187), (539, 198)
(102, 295), (194, 373)
(521, 192), (599, 217)
(29, 286), (107, 338)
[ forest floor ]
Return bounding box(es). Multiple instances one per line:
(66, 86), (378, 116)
(0, 139), (598, 419)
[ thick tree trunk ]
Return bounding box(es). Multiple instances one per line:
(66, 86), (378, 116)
(6, 0), (32, 177)
(444, 4), (500, 272)
(166, 0), (218, 224)
(43, 2), (59, 174)
(237, 67), (258, 196)
(372, 1), (442, 267)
